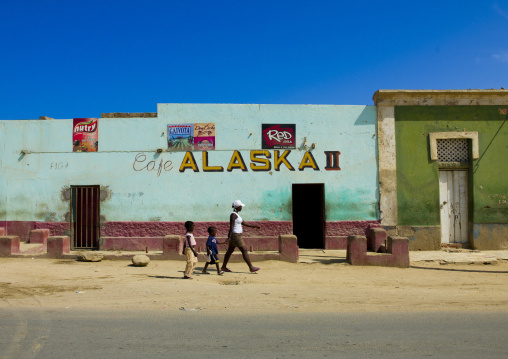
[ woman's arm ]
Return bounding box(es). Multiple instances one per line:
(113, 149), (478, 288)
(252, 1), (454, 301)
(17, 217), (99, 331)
(242, 221), (260, 229)
(227, 213), (236, 241)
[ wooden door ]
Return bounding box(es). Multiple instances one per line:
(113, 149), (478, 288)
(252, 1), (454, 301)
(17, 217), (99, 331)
(439, 171), (468, 243)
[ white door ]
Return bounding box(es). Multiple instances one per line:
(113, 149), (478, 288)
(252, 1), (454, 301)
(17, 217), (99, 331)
(439, 170), (468, 243)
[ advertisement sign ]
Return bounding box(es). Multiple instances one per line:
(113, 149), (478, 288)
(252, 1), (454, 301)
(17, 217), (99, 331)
(73, 118), (98, 152)
(262, 124), (296, 149)
(168, 123), (216, 151)
(168, 124), (194, 151)
(193, 123), (216, 150)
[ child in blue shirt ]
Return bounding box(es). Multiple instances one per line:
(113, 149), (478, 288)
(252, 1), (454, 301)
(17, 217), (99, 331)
(202, 226), (225, 275)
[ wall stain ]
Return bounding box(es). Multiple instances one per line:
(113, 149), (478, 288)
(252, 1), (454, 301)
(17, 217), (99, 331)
(43, 212), (60, 222)
(60, 187), (71, 201)
(100, 186), (112, 201)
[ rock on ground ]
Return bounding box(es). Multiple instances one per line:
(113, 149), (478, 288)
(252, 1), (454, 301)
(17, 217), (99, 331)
(77, 252), (104, 262)
(132, 254), (150, 267)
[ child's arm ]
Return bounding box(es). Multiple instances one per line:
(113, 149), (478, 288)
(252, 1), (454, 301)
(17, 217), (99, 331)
(186, 235), (198, 257)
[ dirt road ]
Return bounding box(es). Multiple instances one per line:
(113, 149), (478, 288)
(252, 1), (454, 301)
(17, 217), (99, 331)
(1, 255), (508, 313)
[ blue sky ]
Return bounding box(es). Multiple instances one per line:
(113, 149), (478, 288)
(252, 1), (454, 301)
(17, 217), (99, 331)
(1, 0), (507, 120)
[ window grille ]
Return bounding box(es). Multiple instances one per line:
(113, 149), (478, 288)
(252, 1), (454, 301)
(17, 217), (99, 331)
(437, 139), (469, 162)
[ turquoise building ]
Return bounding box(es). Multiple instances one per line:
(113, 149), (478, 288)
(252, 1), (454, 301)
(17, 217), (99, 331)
(0, 104), (379, 250)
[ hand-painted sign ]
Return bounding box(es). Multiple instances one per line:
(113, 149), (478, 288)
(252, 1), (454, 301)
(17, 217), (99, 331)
(73, 118), (98, 152)
(131, 150), (341, 176)
(262, 124), (296, 149)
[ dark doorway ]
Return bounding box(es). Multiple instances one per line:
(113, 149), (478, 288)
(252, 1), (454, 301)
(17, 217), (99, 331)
(71, 186), (100, 249)
(292, 183), (325, 249)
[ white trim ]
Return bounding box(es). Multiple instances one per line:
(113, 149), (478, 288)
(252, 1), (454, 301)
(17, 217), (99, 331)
(377, 105), (398, 226)
(429, 132), (479, 161)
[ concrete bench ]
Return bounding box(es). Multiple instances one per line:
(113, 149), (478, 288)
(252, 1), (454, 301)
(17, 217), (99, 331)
(46, 236), (71, 258)
(368, 228), (387, 253)
(161, 234), (299, 263)
(0, 236), (20, 256)
(29, 229), (50, 246)
(347, 235), (409, 268)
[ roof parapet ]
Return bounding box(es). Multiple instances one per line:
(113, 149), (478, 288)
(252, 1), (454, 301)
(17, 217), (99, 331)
(373, 89), (508, 106)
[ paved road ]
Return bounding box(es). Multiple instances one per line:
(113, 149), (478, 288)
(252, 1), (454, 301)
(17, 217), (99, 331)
(1, 309), (507, 359)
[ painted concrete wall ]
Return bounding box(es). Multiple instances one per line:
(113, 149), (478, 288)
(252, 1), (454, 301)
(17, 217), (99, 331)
(395, 106), (508, 249)
(0, 104), (379, 244)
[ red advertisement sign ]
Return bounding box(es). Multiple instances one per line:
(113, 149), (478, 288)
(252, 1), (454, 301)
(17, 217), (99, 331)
(262, 124), (296, 149)
(73, 118), (98, 152)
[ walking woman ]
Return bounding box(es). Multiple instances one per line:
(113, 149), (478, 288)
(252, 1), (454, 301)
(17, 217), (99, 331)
(221, 200), (260, 273)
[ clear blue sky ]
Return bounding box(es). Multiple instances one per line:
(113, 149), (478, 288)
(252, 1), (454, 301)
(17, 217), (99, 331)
(1, 1), (507, 120)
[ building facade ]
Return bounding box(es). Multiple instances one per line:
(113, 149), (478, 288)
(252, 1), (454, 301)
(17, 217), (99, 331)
(0, 104), (379, 250)
(375, 90), (508, 250)
(2, 90), (507, 250)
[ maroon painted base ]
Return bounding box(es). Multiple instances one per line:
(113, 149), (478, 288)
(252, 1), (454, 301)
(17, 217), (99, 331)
(3, 220), (380, 251)
(347, 234), (409, 268)
(0, 221), (37, 242)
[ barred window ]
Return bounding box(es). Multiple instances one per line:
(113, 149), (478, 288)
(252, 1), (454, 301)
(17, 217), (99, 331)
(437, 139), (469, 162)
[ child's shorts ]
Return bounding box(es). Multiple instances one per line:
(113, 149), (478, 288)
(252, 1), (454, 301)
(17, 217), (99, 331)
(207, 254), (219, 264)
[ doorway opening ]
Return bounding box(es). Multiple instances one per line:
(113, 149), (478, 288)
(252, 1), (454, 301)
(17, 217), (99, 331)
(71, 186), (100, 249)
(292, 183), (325, 249)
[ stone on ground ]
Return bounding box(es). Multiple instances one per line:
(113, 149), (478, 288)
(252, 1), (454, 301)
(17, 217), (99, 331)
(132, 254), (150, 267)
(77, 251), (104, 262)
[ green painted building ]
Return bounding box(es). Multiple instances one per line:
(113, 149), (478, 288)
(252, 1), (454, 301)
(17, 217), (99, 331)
(375, 90), (508, 250)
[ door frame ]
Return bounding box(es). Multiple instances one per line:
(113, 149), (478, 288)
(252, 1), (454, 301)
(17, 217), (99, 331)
(439, 170), (469, 244)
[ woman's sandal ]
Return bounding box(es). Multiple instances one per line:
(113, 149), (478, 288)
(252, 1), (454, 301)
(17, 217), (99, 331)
(222, 268), (232, 272)
(250, 267), (260, 273)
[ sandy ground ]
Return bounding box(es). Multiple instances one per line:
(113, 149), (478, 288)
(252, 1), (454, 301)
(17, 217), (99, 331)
(1, 251), (508, 313)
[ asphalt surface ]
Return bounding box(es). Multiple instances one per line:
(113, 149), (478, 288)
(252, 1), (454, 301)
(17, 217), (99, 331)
(1, 309), (507, 359)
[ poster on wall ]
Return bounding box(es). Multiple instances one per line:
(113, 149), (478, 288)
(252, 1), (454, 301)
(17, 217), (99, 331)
(73, 118), (98, 152)
(262, 124), (296, 149)
(167, 124), (194, 151)
(193, 123), (215, 150)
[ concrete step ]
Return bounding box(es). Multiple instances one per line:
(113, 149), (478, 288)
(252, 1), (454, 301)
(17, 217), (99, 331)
(19, 242), (46, 255)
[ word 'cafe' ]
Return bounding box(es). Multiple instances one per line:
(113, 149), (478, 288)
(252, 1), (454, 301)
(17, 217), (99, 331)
(133, 150), (341, 175)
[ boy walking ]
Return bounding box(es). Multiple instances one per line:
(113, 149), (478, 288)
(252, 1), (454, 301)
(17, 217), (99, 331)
(183, 221), (198, 279)
(202, 226), (225, 275)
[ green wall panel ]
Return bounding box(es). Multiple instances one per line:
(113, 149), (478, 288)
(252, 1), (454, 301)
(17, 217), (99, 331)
(395, 106), (508, 226)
